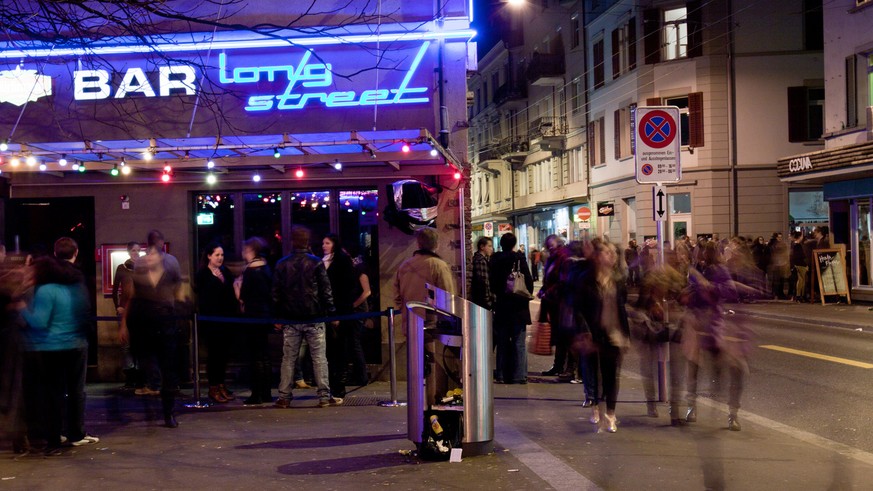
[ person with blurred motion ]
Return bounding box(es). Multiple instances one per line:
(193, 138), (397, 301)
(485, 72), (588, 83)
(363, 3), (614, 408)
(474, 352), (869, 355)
(393, 227), (456, 326)
(572, 239), (630, 433)
(681, 241), (750, 431)
(273, 226), (342, 409)
(490, 232), (534, 384)
(21, 238), (97, 454)
(112, 241), (140, 389)
(538, 235), (571, 378)
(347, 252), (372, 386)
(234, 237), (275, 404)
(120, 234), (184, 428)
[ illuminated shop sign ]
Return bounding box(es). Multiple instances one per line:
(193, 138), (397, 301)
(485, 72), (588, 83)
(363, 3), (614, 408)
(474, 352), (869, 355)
(68, 41), (430, 112)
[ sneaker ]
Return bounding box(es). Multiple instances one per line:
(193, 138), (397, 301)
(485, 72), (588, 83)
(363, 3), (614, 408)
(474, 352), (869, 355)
(135, 387), (161, 396)
(70, 434), (100, 446)
(569, 378), (584, 384)
(318, 397), (343, 408)
(274, 398), (292, 408)
(294, 380), (312, 389)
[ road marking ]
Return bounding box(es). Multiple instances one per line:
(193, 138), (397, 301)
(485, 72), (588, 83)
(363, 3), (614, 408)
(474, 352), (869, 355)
(495, 419), (602, 491)
(759, 345), (873, 369)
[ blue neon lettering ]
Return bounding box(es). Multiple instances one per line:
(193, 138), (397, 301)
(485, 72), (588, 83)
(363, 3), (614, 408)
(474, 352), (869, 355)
(216, 41), (431, 111)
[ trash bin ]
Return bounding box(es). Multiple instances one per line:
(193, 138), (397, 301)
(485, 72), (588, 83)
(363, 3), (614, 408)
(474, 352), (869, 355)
(405, 283), (493, 456)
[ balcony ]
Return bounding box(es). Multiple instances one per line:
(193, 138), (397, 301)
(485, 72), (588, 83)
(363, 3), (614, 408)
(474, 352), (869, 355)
(525, 52), (565, 86)
(496, 136), (529, 169)
(493, 82), (527, 109)
(528, 116), (568, 140)
(477, 146), (503, 164)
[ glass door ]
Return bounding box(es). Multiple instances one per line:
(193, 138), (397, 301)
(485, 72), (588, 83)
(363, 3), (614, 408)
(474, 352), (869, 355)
(857, 198), (871, 287)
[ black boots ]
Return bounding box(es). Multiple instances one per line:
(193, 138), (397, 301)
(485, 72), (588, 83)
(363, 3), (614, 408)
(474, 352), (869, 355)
(162, 391), (178, 428)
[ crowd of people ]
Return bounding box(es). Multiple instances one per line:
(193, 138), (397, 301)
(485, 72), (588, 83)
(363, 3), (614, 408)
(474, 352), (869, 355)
(0, 226), (376, 456)
(471, 227), (834, 434)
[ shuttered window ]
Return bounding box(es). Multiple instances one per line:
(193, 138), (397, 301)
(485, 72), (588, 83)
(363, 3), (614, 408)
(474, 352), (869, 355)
(593, 39), (605, 89)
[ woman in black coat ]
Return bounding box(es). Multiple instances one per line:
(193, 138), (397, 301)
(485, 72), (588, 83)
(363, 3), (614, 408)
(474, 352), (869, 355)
(489, 232), (534, 384)
(572, 239), (630, 433)
(194, 243), (238, 403)
(322, 233), (359, 398)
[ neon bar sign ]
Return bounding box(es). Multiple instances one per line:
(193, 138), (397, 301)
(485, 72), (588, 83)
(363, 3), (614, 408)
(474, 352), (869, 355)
(69, 41), (431, 112)
(224, 41), (430, 111)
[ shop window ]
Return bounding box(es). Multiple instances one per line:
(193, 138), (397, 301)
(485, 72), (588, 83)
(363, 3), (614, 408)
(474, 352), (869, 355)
(593, 38), (605, 89)
(669, 192), (692, 214)
(788, 86), (824, 142)
(789, 189), (829, 230)
(856, 199), (871, 287)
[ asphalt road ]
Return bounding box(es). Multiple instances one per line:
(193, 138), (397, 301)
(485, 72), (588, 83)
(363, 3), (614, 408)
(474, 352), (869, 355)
(737, 314), (873, 454)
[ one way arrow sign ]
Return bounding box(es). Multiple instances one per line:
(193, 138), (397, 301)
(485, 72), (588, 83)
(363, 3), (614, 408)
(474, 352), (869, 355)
(653, 185), (667, 222)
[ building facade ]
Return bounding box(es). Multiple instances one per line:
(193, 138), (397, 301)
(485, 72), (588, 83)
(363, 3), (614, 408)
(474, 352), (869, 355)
(471, 0), (824, 257)
(777, 0), (873, 301)
(0, 1), (474, 379)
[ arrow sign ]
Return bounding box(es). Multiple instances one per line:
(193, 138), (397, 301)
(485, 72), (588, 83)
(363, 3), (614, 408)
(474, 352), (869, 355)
(653, 185), (667, 222)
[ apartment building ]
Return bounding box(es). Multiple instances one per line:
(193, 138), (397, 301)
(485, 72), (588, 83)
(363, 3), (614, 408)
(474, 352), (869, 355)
(777, 0), (873, 300)
(471, 0), (823, 253)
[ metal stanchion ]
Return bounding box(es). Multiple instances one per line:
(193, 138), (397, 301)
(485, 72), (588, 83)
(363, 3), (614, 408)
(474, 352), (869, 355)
(184, 313), (211, 409)
(379, 307), (406, 408)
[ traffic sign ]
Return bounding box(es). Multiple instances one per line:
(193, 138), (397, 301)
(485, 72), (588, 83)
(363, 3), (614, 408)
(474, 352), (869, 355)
(652, 185), (667, 222)
(483, 221), (493, 237)
(576, 206), (591, 221)
(635, 106), (682, 183)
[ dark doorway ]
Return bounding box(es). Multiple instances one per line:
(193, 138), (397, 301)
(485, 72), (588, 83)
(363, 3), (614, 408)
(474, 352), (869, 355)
(5, 197), (97, 366)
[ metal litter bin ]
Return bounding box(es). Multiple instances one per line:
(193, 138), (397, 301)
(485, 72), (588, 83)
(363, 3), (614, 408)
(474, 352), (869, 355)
(405, 283), (493, 456)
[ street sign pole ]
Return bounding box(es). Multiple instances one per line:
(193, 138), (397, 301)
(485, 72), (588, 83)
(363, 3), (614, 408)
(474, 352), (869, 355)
(655, 191), (667, 402)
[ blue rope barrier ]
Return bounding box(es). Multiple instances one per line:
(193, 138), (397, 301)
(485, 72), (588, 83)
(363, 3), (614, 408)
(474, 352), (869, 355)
(93, 309), (395, 325)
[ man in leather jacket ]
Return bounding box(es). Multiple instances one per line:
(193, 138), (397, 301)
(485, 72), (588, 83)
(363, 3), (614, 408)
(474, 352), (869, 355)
(272, 225), (342, 408)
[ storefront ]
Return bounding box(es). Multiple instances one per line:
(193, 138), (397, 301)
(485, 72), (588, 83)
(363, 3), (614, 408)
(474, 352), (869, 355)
(0, 1), (474, 379)
(778, 141), (873, 301)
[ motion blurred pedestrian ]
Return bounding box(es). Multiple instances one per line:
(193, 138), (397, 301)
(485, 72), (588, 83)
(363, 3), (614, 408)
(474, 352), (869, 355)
(573, 239), (630, 433)
(235, 237), (274, 405)
(681, 241), (751, 431)
(120, 238), (184, 428)
(112, 241), (140, 389)
(322, 233), (357, 399)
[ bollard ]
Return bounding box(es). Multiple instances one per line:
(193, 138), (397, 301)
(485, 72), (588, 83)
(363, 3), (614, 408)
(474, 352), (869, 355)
(184, 314), (211, 409)
(380, 308), (407, 408)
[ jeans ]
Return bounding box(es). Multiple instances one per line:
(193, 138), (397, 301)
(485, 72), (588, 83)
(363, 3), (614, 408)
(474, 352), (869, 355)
(495, 319), (527, 383)
(23, 347), (88, 446)
(278, 323), (330, 400)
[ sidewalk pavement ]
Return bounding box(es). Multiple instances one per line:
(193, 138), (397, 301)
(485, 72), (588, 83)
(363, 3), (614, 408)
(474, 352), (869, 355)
(3, 300), (873, 489)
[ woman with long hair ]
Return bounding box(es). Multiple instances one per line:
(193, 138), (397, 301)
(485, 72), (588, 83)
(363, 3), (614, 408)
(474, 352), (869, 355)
(194, 243), (238, 403)
(573, 239), (630, 433)
(321, 233), (358, 398)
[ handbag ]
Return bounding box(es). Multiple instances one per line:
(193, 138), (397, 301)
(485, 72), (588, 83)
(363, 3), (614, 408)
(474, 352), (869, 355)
(528, 320), (553, 356)
(506, 259), (532, 300)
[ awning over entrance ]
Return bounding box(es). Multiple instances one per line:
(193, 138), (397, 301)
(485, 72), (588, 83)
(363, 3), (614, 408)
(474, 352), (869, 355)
(777, 140), (873, 184)
(0, 128), (459, 181)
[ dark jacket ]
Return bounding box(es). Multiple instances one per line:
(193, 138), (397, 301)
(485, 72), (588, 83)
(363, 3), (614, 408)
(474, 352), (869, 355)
(489, 250), (533, 325)
(272, 249), (335, 322)
(470, 251), (493, 309)
(240, 264), (272, 318)
(325, 252), (358, 314)
(194, 266), (238, 317)
(572, 266), (630, 347)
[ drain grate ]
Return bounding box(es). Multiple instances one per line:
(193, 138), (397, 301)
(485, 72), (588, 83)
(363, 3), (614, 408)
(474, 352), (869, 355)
(340, 396), (384, 407)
